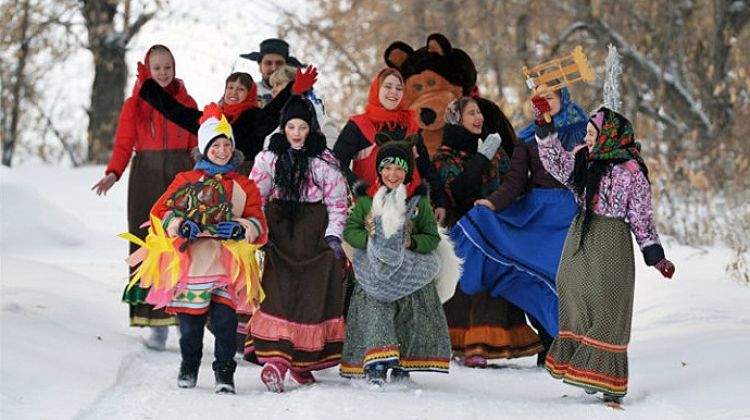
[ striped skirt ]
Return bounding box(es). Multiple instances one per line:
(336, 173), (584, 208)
(340, 282), (451, 377)
(545, 213), (635, 396)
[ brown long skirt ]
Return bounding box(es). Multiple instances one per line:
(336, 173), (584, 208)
(444, 288), (543, 361)
(247, 201), (345, 371)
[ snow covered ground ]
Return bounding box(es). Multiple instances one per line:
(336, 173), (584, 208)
(1, 164), (749, 420)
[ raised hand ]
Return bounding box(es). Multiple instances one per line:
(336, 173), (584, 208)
(292, 66), (318, 94)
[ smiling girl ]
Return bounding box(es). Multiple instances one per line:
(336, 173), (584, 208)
(247, 95), (348, 392)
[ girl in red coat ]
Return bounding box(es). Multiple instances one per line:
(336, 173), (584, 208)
(92, 45), (198, 349)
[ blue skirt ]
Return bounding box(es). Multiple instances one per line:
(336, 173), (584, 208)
(450, 188), (578, 336)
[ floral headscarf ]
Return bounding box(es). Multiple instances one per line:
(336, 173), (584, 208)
(588, 107), (644, 166)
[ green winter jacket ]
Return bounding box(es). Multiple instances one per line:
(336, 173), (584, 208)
(344, 193), (440, 254)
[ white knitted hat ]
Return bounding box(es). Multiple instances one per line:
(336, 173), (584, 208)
(197, 103), (234, 155)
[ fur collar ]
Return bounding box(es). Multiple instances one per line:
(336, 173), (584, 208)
(371, 184), (407, 238)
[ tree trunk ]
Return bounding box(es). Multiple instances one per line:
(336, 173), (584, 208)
(3, 0), (31, 167)
(82, 0), (127, 164)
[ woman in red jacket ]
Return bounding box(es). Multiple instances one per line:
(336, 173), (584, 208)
(92, 45), (198, 349)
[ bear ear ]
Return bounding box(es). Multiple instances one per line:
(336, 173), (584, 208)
(426, 33), (452, 56)
(375, 132), (393, 146)
(384, 41), (414, 70)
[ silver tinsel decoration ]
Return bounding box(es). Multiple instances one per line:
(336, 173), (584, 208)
(603, 44), (622, 112)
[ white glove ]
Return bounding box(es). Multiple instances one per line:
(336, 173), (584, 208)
(478, 133), (502, 160)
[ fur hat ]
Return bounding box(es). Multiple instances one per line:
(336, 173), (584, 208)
(240, 38), (303, 67)
(375, 133), (418, 185)
(198, 103), (234, 155)
(280, 94), (317, 130)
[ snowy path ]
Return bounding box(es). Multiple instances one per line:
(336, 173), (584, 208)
(2, 166), (750, 420)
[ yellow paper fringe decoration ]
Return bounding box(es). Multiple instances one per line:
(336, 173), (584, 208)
(118, 214), (182, 292)
(223, 240), (265, 308)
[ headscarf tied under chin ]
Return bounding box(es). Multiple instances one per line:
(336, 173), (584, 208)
(517, 87), (588, 150)
(361, 67), (418, 132)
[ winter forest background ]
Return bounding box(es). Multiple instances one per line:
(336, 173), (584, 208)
(1, 1), (750, 419)
(2, 0), (748, 283)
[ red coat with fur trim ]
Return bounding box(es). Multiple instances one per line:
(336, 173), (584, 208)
(106, 88), (198, 179)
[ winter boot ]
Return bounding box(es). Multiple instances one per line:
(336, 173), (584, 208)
(584, 388), (598, 395)
(389, 368), (411, 383)
(214, 363), (236, 394)
(289, 369), (316, 385)
(177, 361), (199, 388)
(602, 394), (623, 404)
(143, 326), (168, 351)
(260, 362), (287, 393)
(463, 355), (487, 368)
(364, 362), (388, 387)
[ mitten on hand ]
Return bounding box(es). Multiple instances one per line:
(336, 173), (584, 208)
(292, 66), (318, 94)
(325, 235), (344, 260)
(137, 61), (151, 83)
(178, 220), (201, 241)
(478, 133), (502, 160)
(655, 258), (675, 279)
(531, 95), (552, 125)
(216, 221), (246, 240)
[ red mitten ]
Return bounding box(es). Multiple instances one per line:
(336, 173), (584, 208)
(655, 258), (675, 279)
(137, 61), (151, 83)
(531, 95), (551, 125)
(292, 66), (318, 94)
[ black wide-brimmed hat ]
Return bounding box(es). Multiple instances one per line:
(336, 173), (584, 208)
(240, 38), (303, 67)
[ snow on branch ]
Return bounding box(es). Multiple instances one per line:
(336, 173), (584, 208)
(597, 19), (714, 135)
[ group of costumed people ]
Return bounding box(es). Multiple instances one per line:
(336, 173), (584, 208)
(92, 36), (676, 405)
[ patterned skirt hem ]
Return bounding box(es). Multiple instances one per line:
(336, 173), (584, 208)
(129, 316), (178, 327)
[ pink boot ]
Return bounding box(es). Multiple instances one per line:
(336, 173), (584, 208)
(260, 363), (287, 393)
(463, 355), (487, 368)
(289, 369), (316, 385)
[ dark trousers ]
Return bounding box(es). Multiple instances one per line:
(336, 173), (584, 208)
(177, 301), (238, 371)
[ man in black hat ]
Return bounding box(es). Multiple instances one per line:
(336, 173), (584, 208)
(240, 38), (303, 107)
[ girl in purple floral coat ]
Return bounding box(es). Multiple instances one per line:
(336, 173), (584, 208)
(534, 104), (675, 406)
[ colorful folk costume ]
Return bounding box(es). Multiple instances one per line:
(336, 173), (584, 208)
(433, 98), (543, 366)
(449, 88), (588, 357)
(537, 107), (674, 402)
(111, 45), (199, 329)
(340, 135), (452, 385)
(122, 104), (267, 394)
(247, 95), (349, 392)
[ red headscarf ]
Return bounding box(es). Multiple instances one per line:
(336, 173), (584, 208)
(133, 44), (192, 117)
(361, 67), (418, 131)
(220, 76), (258, 124)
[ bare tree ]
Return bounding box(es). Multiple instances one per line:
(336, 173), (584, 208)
(0, 0), (79, 167)
(81, 0), (159, 164)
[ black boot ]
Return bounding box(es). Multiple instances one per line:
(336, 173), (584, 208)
(213, 361), (236, 394)
(602, 394), (623, 404)
(364, 362), (388, 387)
(390, 368), (411, 383)
(177, 361), (199, 389)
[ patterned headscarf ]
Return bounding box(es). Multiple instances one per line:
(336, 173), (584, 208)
(517, 87), (588, 150)
(588, 107), (643, 166)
